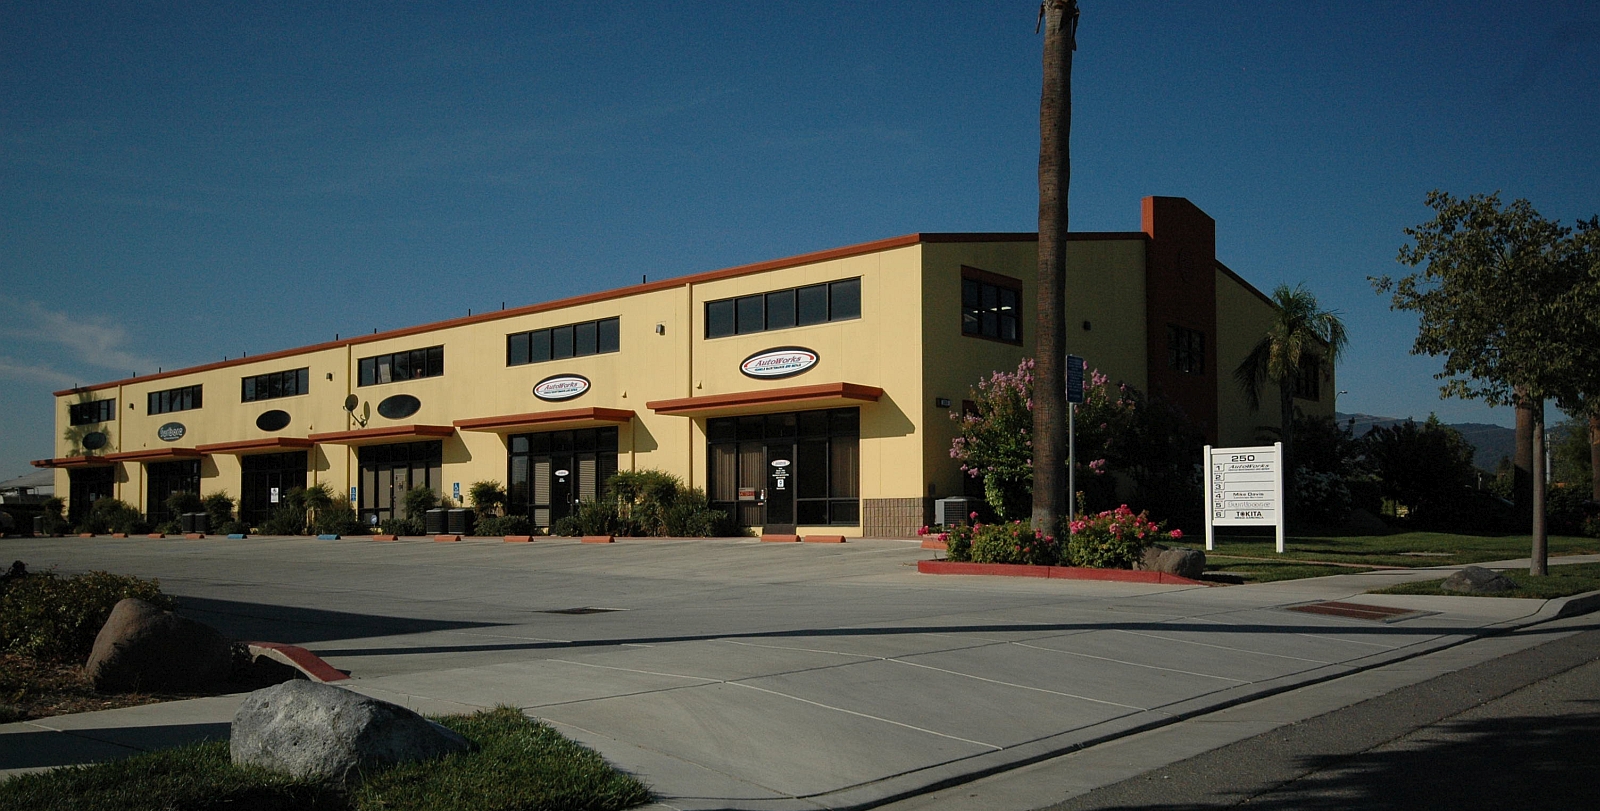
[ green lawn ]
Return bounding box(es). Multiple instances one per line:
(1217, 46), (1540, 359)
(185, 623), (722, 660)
(1203, 530), (1599, 570)
(1370, 561), (1600, 599)
(0, 707), (652, 811)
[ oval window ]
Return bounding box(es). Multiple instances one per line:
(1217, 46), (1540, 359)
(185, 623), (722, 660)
(82, 431), (108, 451)
(255, 410), (292, 432)
(376, 394), (422, 420)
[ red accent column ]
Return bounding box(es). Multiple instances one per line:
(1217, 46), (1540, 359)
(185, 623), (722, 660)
(1142, 196), (1219, 444)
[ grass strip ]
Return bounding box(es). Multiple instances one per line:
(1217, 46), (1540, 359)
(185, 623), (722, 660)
(1369, 561), (1600, 599)
(0, 706), (652, 811)
(1203, 531), (1600, 570)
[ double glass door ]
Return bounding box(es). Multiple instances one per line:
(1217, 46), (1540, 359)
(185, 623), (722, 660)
(241, 452), (307, 527)
(358, 441), (442, 526)
(507, 427), (619, 529)
(708, 408), (860, 531)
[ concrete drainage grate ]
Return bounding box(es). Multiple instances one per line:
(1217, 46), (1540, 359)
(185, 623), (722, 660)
(540, 607), (629, 615)
(1285, 601), (1436, 623)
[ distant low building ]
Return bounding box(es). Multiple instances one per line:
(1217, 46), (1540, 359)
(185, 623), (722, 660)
(0, 469), (55, 505)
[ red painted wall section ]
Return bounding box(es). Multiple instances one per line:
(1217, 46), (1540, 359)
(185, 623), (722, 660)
(1142, 196), (1219, 444)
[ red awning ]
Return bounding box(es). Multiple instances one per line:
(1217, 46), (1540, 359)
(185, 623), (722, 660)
(454, 407), (635, 434)
(104, 448), (205, 463)
(647, 382), (883, 417)
(195, 437), (316, 456)
(307, 424), (455, 446)
(31, 456), (115, 469)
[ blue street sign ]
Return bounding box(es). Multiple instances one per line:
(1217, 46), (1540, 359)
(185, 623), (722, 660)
(1066, 354), (1085, 404)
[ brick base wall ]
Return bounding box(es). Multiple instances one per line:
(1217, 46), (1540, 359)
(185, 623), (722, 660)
(862, 497), (934, 539)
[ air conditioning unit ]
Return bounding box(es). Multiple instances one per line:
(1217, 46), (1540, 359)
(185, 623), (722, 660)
(934, 497), (973, 527)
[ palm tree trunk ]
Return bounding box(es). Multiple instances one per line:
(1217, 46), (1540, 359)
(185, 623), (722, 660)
(1032, 1), (1076, 532)
(1280, 385), (1295, 523)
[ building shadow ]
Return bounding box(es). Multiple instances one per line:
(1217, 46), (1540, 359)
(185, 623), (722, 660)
(176, 597), (509, 645)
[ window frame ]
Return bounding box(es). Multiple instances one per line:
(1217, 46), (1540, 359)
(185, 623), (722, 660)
(959, 266), (1023, 345)
(147, 384), (203, 415)
(241, 367), (310, 403)
(357, 345), (446, 387)
(1166, 324), (1206, 376)
(68, 398), (116, 426)
(704, 277), (862, 339)
(506, 317), (621, 367)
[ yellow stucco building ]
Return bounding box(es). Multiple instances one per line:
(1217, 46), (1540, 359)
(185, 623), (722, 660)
(37, 196), (1333, 537)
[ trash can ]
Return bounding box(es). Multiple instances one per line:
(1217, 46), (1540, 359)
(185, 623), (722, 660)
(424, 508), (448, 535)
(190, 512), (209, 534)
(179, 512), (195, 533)
(446, 508), (473, 536)
(33, 515), (45, 536)
(934, 497), (973, 527)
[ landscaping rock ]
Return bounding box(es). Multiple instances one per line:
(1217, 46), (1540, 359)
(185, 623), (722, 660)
(231, 680), (472, 785)
(85, 598), (233, 692)
(1138, 544), (1207, 580)
(1442, 565), (1516, 594)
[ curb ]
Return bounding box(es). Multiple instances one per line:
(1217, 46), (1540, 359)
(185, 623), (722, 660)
(918, 559), (1207, 586)
(245, 642), (350, 683)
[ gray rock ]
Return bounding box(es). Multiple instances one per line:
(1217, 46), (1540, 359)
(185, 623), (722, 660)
(231, 680), (472, 785)
(1138, 544), (1207, 580)
(1442, 565), (1517, 594)
(85, 598), (233, 692)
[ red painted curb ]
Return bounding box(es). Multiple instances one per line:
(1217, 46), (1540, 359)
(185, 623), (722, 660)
(111, 533), (129, 538)
(371, 534), (398, 541)
(581, 535), (615, 543)
(245, 641), (350, 683)
(920, 539), (948, 550)
(183, 533), (205, 539)
(760, 534), (801, 543)
(433, 534), (461, 543)
(917, 560), (1207, 585)
(803, 535), (846, 543)
(146, 533), (166, 539)
(78, 533), (95, 538)
(503, 535), (534, 543)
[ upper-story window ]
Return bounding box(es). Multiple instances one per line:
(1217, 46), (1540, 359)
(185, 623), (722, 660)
(358, 346), (444, 387)
(148, 384), (203, 415)
(1295, 355), (1322, 401)
(69, 398), (116, 426)
(961, 267), (1022, 343)
(507, 317), (620, 366)
(242, 368), (310, 402)
(705, 277), (861, 339)
(1167, 324), (1205, 375)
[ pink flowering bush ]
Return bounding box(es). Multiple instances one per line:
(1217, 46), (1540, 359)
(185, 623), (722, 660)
(920, 520), (975, 562)
(969, 520), (1064, 566)
(1066, 504), (1183, 569)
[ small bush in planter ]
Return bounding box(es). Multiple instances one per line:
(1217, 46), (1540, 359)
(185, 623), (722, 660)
(1066, 505), (1182, 569)
(77, 498), (149, 535)
(312, 495), (365, 536)
(476, 515), (533, 536)
(0, 570), (175, 661)
(260, 505), (306, 536)
(201, 492), (236, 530)
(380, 516), (425, 536)
(969, 521), (1064, 566)
(551, 501), (621, 537)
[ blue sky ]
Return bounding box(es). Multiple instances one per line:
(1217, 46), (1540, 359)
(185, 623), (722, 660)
(3, 1), (1597, 476)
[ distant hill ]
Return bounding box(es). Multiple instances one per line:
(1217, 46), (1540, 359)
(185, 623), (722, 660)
(1335, 412), (1515, 472)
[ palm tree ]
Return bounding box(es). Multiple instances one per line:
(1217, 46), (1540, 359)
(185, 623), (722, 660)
(1032, 0), (1079, 532)
(1234, 283), (1349, 518)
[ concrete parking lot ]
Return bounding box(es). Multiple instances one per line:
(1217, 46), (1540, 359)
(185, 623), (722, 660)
(3, 534), (1595, 810)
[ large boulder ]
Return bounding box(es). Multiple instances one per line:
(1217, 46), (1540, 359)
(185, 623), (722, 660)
(231, 680), (472, 785)
(85, 598), (233, 692)
(1138, 544), (1207, 580)
(1442, 565), (1516, 594)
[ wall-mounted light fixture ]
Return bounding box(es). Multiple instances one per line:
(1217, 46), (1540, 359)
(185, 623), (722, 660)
(326, 373), (334, 381)
(935, 398), (952, 408)
(655, 323), (666, 335)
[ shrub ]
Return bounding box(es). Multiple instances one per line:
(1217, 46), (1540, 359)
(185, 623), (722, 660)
(163, 491), (203, 520)
(216, 521), (248, 536)
(77, 498), (148, 535)
(1548, 484), (1600, 537)
(949, 360), (1036, 521)
(201, 492), (236, 529)
(312, 495), (365, 536)
(661, 490), (734, 537)
(41, 497), (69, 535)
(1294, 466), (1353, 527)
(0, 570), (175, 661)
(969, 520), (1063, 566)
(403, 486), (440, 519)
(381, 516), (425, 536)
(468, 481), (507, 518)
(260, 505), (306, 536)
(476, 514), (533, 537)
(921, 521), (976, 562)
(1067, 505), (1181, 569)
(552, 501), (621, 537)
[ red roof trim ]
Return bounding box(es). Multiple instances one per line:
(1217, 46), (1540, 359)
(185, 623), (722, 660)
(104, 448), (205, 463)
(194, 437), (316, 455)
(31, 456), (115, 469)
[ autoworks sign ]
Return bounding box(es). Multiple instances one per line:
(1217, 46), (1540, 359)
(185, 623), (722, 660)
(740, 347), (818, 379)
(157, 422), (186, 442)
(534, 374), (590, 401)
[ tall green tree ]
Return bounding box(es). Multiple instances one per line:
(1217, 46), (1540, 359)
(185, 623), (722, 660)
(1376, 191), (1596, 575)
(1031, 0), (1079, 533)
(1232, 282), (1349, 519)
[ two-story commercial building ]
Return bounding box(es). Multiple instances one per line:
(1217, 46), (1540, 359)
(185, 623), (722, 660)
(36, 196), (1334, 537)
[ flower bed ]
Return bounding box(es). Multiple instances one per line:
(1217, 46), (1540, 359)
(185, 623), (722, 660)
(918, 504), (1186, 572)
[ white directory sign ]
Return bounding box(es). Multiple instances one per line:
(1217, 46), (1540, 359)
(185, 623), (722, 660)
(1204, 442), (1285, 553)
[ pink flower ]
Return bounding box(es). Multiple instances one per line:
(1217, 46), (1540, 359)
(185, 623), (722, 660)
(1170, 529), (1184, 539)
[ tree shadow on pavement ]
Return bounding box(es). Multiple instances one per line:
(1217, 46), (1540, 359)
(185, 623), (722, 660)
(175, 597), (509, 644)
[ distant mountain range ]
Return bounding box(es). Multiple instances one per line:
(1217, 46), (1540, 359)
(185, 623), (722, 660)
(1335, 412), (1514, 472)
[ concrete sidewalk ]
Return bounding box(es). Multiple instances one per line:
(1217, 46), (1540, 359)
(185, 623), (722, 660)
(2, 535), (1596, 810)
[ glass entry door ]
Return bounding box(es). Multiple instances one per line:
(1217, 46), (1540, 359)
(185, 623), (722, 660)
(507, 427), (618, 529)
(241, 451), (308, 527)
(708, 408), (860, 531)
(358, 441), (442, 526)
(764, 443), (795, 532)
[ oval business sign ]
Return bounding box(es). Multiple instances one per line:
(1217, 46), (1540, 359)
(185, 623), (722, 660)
(376, 394), (422, 420)
(157, 422), (186, 442)
(82, 431), (108, 451)
(534, 374), (590, 402)
(740, 347), (818, 379)
(255, 409), (292, 432)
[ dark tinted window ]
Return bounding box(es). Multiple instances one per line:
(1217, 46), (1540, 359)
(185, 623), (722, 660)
(574, 321), (597, 356)
(736, 295), (764, 333)
(69, 398), (116, 425)
(148, 384), (202, 414)
(796, 284), (829, 325)
(707, 300), (735, 338)
(961, 271), (1022, 344)
(765, 289), (796, 329)
(507, 333), (529, 366)
(356, 346), (445, 386)
(551, 325), (573, 359)
(531, 329), (551, 362)
(508, 317), (619, 366)
(597, 317), (620, 353)
(829, 278), (861, 320)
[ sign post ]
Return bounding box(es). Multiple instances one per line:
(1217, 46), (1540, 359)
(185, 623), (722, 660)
(1065, 355), (1084, 528)
(1204, 442), (1285, 553)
